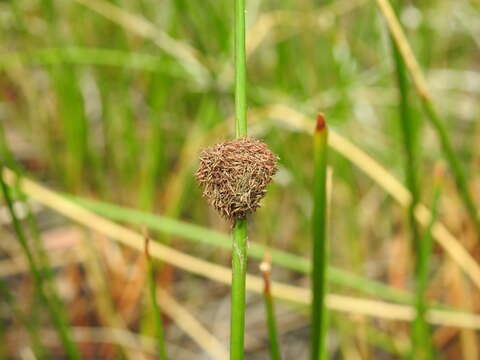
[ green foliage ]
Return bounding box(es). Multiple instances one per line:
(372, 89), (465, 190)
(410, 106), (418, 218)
(1, 0), (479, 358)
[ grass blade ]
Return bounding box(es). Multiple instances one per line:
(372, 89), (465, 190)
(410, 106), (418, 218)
(388, 8), (426, 356)
(311, 114), (329, 360)
(420, 99), (479, 233)
(144, 233), (168, 359)
(260, 256), (282, 360)
(412, 167), (443, 359)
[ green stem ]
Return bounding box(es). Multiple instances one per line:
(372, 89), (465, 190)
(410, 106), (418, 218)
(311, 115), (329, 360)
(261, 259), (281, 360)
(412, 177), (441, 359)
(145, 237), (168, 360)
(0, 167), (81, 360)
(390, 37), (421, 247)
(388, 17), (426, 357)
(234, 0), (247, 139)
(231, 0), (248, 358)
(420, 99), (480, 235)
(230, 219), (248, 360)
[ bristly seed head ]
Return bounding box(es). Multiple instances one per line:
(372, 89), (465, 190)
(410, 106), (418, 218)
(195, 137), (278, 223)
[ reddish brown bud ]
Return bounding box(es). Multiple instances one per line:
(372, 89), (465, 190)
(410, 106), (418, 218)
(316, 113), (326, 132)
(195, 137), (278, 222)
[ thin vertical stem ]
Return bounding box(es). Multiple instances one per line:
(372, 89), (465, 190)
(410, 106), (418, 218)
(420, 99), (480, 234)
(231, 0), (248, 358)
(235, 0), (247, 139)
(311, 114), (329, 360)
(412, 167), (442, 359)
(260, 256), (281, 360)
(145, 234), (168, 360)
(388, 9), (428, 355)
(390, 34), (420, 247)
(230, 219), (248, 360)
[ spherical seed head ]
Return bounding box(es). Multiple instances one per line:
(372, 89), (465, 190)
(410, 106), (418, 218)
(195, 137), (278, 222)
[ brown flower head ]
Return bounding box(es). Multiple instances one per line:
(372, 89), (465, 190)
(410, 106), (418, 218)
(195, 137), (278, 222)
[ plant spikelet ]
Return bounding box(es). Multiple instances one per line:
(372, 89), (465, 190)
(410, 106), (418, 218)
(195, 137), (278, 222)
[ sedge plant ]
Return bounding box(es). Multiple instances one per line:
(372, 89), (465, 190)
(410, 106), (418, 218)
(388, 14), (429, 357)
(194, 0), (278, 357)
(311, 114), (329, 360)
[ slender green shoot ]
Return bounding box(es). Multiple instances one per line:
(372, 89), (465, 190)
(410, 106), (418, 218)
(390, 26), (421, 252)
(388, 14), (425, 356)
(420, 99), (480, 235)
(311, 114), (329, 360)
(260, 255), (281, 360)
(0, 167), (81, 360)
(412, 166), (443, 359)
(230, 219), (248, 360)
(144, 232), (168, 360)
(230, 0), (248, 358)
(234, 0), (247, 139)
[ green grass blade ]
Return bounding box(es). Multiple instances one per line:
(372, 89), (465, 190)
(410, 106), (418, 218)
(388, 9), (426, 356)
(412, 172), (442, 359)
(420, 99), (480, 235)
(261, 259), (282, 360)
(145, 236), (168, 359)
(311, 114), (329, 360)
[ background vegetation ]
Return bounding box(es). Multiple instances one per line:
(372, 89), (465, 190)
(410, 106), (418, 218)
(1, 0), (480, 358)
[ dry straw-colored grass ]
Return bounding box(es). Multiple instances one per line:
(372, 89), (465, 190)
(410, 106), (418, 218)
(195, 137), (278, 222)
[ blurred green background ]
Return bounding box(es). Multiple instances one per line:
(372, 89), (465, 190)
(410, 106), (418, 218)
(1, 0), (480, 358)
